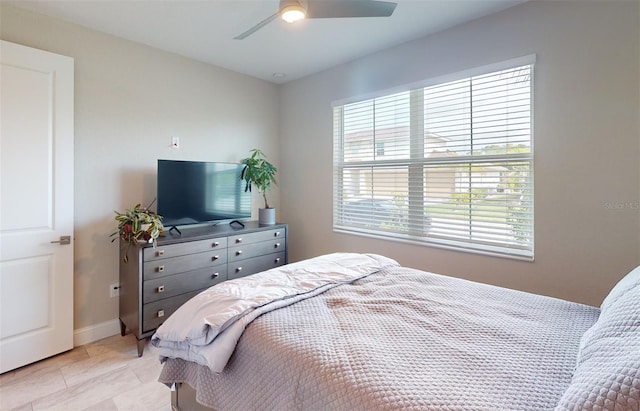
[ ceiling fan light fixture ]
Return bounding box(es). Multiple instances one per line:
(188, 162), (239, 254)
(280, 0), (306, 23)
(235, 0), (397, 40)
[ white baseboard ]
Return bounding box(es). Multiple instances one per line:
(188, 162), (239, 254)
(73, 319), (121, 347)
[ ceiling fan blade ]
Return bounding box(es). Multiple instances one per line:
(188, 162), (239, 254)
(306, 0), (397, 19)
(234, 11), (280, 40)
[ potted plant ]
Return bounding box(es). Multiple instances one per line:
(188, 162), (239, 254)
(110, 202), (164, 262)
(240, 149), (277, 225)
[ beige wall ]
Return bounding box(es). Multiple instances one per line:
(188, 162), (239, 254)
(1, 5), (280, 336)
(279, 0), (640, 306)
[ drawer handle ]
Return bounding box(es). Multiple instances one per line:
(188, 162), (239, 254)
(236, 267), (242, 273)
(274, 232), (281, 237)
(275, 257), (281, 263)
(157, 285), (165, 293)
(157, 310), (165, 318)
(212, 241), (220, 248)
(212, 255), (220, 261)
(157, 250), (165, 257)
(157, 265), (165, 273)
(212, 273), (220, 279)
(236, 238), (242, 244)
(274, 243), (280, 248)
(236, 250), (242, 256)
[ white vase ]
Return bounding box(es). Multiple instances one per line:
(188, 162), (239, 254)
(258, 208), (276, 225)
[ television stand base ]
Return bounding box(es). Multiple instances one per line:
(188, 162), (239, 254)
(168, 225), (182, 235)
(229, 220), (245, 228)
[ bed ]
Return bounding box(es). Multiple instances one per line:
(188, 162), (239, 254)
(151, 253), (640, 411)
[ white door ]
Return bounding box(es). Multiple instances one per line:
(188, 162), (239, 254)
(0, 40), (74, 373)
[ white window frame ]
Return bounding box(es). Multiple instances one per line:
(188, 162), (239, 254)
(333, 56), (535, 260)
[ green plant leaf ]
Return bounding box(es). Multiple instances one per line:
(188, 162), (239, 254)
(239, 149), (277, 208)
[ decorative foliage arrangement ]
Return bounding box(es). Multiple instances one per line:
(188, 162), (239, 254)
(240, 149), (277, 209)
(110, 202), (164, 263)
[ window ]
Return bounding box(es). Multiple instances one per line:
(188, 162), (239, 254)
(333, 58), (534, 259)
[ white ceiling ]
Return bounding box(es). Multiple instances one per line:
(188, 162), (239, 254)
(6, 0), (528, 84)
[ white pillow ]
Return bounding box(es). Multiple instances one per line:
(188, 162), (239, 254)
(556, 279), (640, 410)
(600, 265), (640, 313)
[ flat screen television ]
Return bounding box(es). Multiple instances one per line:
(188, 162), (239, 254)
(157, 160), (251, 228)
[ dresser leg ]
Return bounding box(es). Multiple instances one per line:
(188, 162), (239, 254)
(137, 338), (146, 357)
(119, 318), (126, 336)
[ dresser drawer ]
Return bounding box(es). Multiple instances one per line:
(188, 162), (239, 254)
(228, 228), (285, 247)
(143, 266), (228, 303)
(144, 237), (228, 262)
(228, 238), (286, 262)
(143, 250), (227, 280)
(228, 251), (286, 280)
(142, 290), (201, 333)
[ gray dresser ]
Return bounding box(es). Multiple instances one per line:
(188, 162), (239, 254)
(118, 221), (287, 356)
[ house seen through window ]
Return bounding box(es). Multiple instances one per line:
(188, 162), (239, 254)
(333, 57), (534, 259)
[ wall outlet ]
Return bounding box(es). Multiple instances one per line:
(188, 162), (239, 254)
(110, 283), (120, 298)
(172, 136), (180, 148)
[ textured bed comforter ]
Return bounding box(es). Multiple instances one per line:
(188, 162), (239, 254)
(157, 254), (602, 410)
(152, 253), (398, 372)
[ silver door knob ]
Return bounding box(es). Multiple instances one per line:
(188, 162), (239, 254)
(50, 235), (71, 245)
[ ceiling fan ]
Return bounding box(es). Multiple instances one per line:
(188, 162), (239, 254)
(234, 0), (398, 40)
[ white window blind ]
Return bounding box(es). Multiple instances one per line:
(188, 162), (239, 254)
(333, 61), (534, 259)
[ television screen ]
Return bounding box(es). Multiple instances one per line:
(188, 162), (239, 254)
(157, 160), (251, 227)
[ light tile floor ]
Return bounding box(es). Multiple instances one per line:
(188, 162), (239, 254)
(0, 334), (171, 411)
